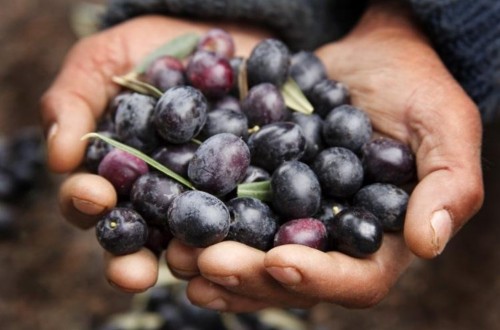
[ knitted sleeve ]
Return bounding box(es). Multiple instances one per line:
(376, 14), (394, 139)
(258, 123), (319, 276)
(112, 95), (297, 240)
(100, 0), (368, 51)
(100, 0), (500, 121)
(407, 0), (500, 122)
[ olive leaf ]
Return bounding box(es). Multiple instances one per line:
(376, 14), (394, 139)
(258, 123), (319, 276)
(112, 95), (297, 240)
(81, 132), (195, 190)
(133, 32), (200, 74)
(237, 180), (272, 202)
(238, 59), (249, 101)
(112, 73), (164, 98)
(281, 77), (314, 114)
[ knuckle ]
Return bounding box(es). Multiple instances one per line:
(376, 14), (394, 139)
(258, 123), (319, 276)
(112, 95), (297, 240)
(70, 32), (129, 82)
(358, 287), (388, 308)
(39, 90), (58, 118)
(332, 269), (392, 309)
(462, 176), (485, 215)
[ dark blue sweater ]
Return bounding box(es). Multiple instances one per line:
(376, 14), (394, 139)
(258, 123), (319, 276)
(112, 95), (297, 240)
(102, 0), (500, 122)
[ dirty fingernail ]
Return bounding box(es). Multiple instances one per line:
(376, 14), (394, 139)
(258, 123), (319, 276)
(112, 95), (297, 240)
(46, 122), (58, 142)
(430, 209), (452, 255)
(107, 279), (143, 294)
(204, 275), (240, 287)
(204, 298), (227, 311)
(170, 268), (199, 279)
(266, 266), (302, 285)
(72, 197), (106, 215)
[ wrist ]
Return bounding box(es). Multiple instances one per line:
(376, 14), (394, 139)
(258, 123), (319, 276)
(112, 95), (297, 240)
(352, 0), (426, 41)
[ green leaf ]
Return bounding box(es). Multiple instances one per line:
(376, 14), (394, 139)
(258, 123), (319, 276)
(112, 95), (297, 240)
(281, 77), (314, 114)
(112, 74), (164, 98)
(81, 132), (195, 190)
(237, 59), (249, 101)
(134, 32), (200, 74)
(237, 180), (272, 202)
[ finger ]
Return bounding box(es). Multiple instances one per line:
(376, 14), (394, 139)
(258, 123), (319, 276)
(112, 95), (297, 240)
(105, 248), (159, 293)
(165, 239), (203, 280)
(186, 276), (273, 313)
(40, 15), (271, 174)
(405, 84), (484, 258)
(58, 173), (117, 229)
(196, 241), (317, 308)
(40, 32), (128, 173)
(265, 234), (413, 308)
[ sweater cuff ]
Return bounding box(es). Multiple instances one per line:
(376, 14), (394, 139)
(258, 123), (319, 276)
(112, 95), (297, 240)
(100, 0), (367, 51)
(408, 0), (500, 122)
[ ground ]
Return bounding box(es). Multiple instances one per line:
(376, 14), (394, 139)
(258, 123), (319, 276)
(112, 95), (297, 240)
(0, 1), (498, 329)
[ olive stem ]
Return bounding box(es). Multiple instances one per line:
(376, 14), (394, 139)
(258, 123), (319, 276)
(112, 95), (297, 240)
(237, 180), (272, 202)
(111, 75), (164, 98)
(281, 77), (314, 114)
(81, 132), (195, 190)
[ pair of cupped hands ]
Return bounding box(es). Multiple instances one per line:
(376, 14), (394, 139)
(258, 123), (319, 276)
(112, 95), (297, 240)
(40, 2), (483, 312)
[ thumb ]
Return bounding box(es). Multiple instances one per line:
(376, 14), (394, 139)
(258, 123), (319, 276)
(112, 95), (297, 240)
(40, 33), (126, 173)
(404, 90), (484, 258)
(264, 235), (413, 308)
(404, 165), (484, 258)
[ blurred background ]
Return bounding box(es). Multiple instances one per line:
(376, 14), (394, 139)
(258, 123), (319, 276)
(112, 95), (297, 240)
(0, 1), (498, 329)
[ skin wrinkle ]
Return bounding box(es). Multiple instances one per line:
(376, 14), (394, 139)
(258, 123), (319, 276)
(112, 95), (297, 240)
(406, 78), (483, 255)
(72, 51), (121, 110)
(346, 262), (386, 307)
(199, 248), (315, 308)
(404, 79), (455, 177)
(39, 35), (124, 161)
(44, 6), (485, 309)
(408, 91), (480, 184)
(311, 234), (411, 308)
(187, 278), (272, 312)
(321, 253), (352, 301)
(274, 251), (341, 303)
(209, 272), (298, 307)
(370, 238), (412, 301)
(319, 253), (379, 307)
(93, 33), (130, 103)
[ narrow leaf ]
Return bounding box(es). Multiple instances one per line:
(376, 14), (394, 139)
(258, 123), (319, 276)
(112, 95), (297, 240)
(281, 77), (314, 114)
(81, 132), (195, 190)
(134, 32), (200, 73)
(112, 74), (163, 98)
(238, 59), (249, 101)
(237, 180), (272, 202)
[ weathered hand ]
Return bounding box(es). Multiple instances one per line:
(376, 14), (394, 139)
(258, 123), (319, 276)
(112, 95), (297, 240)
(42, 2), (483, 311)
(40, 15), (270, 292)
(167, 2), (484, 312)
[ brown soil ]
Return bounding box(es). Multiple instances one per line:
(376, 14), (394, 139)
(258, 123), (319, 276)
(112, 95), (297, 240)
(0, 1), (498, 329)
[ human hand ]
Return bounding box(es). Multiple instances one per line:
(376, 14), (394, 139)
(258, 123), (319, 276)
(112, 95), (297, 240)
(40, 15), (271, 292)
(165, 1), (484, 311)
(43, 1), (484, 310)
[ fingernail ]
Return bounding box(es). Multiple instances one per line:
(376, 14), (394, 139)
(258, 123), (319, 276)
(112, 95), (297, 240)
(266, 266), (302, 285)
(170, 268), (199, 279)
(107, 279), (141, 294)
(46, 122), (58, 142)
(72, 197), (106, 215)
(204, 298), (227, 311)
(204, 275), (240, 287)
(430, 209), (453, 255)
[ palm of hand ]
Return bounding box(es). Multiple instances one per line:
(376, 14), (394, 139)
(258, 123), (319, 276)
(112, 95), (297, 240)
(41, 13), (483, 313)
(171, 18), (483, 312)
